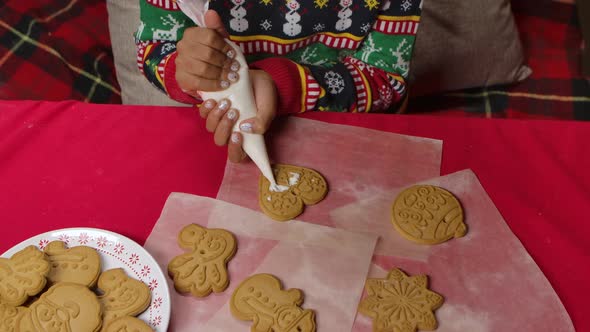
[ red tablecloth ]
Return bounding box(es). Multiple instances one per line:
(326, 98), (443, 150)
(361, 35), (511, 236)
(1, 100), (588, 330)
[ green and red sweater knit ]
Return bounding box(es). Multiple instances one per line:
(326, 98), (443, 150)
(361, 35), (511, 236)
(136, 0), (422, 113)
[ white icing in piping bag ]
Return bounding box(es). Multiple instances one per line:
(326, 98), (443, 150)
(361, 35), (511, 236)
(176, 0), (277, 187)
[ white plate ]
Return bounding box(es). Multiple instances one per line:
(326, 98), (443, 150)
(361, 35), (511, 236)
(1, 227), (171, 331)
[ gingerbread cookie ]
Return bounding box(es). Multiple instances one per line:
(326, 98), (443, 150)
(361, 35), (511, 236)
(168, 224), (237, 298)
(359, 268), (444, 332)
(44, 241), (102, 287)
(17, 282), (103, 332)
(0, 303), (26, 332)
(97, 269), (151, 327)
(230, 273), (316, 332)
(392, 185), (466, 245)
(0, 245), (50, 306)
(259, 164), (328, 221)
(103, 316), (154, 332)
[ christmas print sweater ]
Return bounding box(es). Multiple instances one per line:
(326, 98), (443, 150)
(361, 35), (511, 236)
(136, 0), (422, 113)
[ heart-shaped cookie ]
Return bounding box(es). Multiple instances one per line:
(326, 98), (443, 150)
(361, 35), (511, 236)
(259, 164), (328, 221)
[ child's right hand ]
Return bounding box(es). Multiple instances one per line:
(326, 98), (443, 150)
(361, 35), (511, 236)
(175, 10), (240, 95)
(199, 69), (278, 163)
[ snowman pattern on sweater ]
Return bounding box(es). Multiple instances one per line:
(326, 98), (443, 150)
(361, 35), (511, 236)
(283, 0), (302, 36)
(136, 0), (422, 112)
(230, 0), (249, 32)
(210, 0), (378, 39)
(335, 0), (353, 31)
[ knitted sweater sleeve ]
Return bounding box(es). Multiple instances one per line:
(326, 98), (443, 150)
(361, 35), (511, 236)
(250, 1), (422, 113)
(135, 0), (198, 104)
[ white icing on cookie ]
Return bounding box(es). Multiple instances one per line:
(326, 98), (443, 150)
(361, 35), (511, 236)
(270, 184), (290, 192)
(288, 172), (301, 186)
(268, 172), (301, 192)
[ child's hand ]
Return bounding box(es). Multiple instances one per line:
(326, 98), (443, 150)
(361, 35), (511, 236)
(199, 69), (278, 163)
(175, 10), (240, 95)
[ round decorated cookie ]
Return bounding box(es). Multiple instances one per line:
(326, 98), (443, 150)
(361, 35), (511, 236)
(392, 185), (466, 245)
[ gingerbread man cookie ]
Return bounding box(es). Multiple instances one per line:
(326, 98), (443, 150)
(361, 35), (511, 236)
(0, 303), (26, 332)
(392, 185), (466, 245)
(97, 269), (151, 327)
(0, 245), (50, 306)
(17, 282), (103, 332)
(259, 164), (328, 221)
(358, 268), (444, 332)
(230, 273), (316, 332)
(103, 316), (154, 332)
(44, 241), (102, 287)
(168, 224), (237, 297)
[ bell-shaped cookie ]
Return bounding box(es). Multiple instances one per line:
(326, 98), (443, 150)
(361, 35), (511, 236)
(392, 185), (467, 245)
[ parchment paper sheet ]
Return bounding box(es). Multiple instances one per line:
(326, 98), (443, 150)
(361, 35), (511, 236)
(217, 117), (443, 226)
(144, 194), (378, 331)
(339, 170), (574, 331)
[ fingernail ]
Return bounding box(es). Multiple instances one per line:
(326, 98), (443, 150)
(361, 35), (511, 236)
(239, 122), (253, 132)
(203, 100), (214, 109)
(226, 50), (235, 58)
(230, 61), (240, 72)
(227, 109), (237, 120)
(220, 80), (230, 89)
(218, 99), (229, 111)
(231, 132), (240, 143)
(228, 72), (238, 82)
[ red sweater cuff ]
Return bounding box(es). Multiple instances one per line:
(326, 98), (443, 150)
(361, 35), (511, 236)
(164, 52), (201, 105)
(250, 57), (303, 114)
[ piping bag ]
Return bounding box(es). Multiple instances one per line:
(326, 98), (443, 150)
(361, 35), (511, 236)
(176, 0), (278, 188)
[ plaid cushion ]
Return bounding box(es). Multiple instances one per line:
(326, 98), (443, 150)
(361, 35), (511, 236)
(410, 0), (590, 121)
(1, 0), (587, 117)
(0, 0), (121, 103)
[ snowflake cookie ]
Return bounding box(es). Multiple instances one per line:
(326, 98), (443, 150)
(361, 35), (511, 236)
(359, 268), (444, 332)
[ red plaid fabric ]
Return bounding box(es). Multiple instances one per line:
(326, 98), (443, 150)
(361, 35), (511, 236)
(0, 0), (121, 103)
(410, 0), (590, 120)
(1, 0), (587, 118)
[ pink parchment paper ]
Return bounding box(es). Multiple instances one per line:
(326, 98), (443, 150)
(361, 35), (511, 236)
(335, 170), (573, 331)
(217, 117), (443, 226)
(143, 194), (378, 331)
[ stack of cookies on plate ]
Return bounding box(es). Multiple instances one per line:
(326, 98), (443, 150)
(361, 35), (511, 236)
(0, 241), (153, 332)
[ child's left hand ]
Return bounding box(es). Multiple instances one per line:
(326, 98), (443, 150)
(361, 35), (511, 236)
(199, 69), (278, 163)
